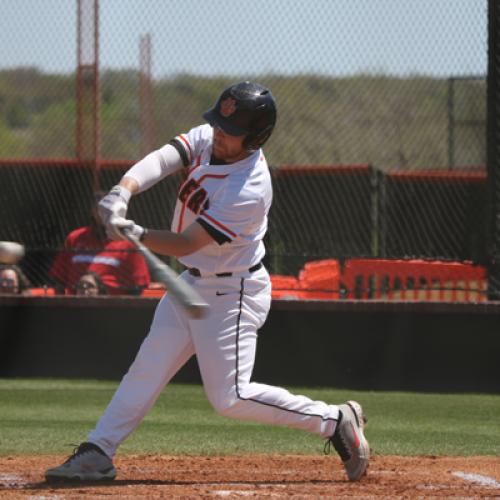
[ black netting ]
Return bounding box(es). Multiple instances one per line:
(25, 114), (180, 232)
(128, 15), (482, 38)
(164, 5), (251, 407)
(0, 0), (494, 299)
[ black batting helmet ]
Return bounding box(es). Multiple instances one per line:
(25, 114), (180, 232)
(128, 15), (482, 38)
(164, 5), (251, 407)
(203, 81), (277, 150)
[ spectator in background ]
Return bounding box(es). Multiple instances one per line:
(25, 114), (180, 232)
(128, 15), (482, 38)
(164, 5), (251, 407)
(0, 264), (31, 295)
(49, 193), (150, 295)
(75, 271), (108, 297)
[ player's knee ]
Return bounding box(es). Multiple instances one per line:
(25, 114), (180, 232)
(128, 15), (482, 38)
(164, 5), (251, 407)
(211, 396), (245, 419)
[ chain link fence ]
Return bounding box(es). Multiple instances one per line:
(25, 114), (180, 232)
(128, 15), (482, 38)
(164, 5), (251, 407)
(0, 0), (490, 295)
(0, 0), (486, 166)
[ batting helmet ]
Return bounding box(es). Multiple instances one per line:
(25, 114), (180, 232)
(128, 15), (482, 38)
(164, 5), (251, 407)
(203, 81), (277, 150)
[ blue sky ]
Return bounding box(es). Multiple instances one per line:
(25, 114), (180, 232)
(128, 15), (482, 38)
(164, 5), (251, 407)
(0, 0), (487, 78)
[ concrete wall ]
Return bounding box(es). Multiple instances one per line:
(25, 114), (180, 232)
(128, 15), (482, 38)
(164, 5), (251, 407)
(1, 297), (499, 393)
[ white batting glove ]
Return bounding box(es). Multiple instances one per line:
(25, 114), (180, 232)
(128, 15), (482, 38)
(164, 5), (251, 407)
(107, 216), (145, 242)
(98, 185), (132, 225)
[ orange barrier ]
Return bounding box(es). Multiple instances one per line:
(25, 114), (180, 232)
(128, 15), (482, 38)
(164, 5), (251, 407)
(25, 262), (486, 302)
(28, 287), (56, 296)
(342, 259), (487, 302)
(298, 259), (341, 300)
(141, 283), (167, 297)
(141, 288), (166, 298)
(270, 275), (303, 299)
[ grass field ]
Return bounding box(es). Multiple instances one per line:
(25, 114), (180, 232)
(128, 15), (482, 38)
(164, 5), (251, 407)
(0, 378), (499, 457)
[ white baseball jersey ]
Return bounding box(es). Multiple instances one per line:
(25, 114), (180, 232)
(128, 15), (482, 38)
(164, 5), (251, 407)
(169, 124), (272, 275)
(87, 122), (342, 464)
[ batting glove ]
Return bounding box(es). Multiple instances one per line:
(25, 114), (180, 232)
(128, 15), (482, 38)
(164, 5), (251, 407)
(98, 185), (132, 240)
(107, 216), (145, 242)
(98, 185), (131, 223)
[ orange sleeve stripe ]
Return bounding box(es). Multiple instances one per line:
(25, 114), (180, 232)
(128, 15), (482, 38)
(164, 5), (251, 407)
(178, 134), (193, 163)
(200, 212), (237, 238)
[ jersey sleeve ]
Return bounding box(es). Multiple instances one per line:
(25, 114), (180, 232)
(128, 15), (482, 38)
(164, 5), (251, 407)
(125, 145), (184, 192)
(169, 124), (212, 167)
(196, 191), (262, 245)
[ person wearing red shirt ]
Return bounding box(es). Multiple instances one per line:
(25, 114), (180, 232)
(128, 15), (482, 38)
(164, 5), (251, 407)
(49, 199), (150, 296)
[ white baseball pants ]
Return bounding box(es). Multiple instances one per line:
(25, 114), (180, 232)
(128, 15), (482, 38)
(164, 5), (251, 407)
(88, 266), (339, 458)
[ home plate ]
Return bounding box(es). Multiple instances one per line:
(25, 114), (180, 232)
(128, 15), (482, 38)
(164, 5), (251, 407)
(453, 471), (500, 488)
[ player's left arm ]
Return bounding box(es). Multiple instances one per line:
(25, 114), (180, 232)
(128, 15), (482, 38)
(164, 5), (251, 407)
(99, 144), (185, 238)
(120, 221), (214, 258)
(121, 142), (185, 194)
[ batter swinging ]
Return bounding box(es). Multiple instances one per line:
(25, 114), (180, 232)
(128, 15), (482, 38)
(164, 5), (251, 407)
(45, 82), (370, 482)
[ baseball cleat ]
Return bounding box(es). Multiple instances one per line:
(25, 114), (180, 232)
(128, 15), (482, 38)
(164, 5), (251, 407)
(45, 442), (116, 482)
(327, 400), (370, 481)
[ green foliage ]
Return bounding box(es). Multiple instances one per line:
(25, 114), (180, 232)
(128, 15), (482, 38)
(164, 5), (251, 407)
(0, 118), (28, 156)
(6, 101), (30, 129)
(0, 69), (486, 168)
(27, 100), (75, 157)
(0, 379), (498, 456)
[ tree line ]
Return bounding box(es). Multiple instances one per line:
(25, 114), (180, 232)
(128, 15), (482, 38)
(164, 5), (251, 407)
(0, 68), (485, 169)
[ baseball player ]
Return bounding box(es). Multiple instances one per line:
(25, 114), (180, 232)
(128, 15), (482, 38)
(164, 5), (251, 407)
(45, 81), (369, 483)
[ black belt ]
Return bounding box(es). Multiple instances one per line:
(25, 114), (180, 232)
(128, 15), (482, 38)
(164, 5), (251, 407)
(188, 262), (262, 278)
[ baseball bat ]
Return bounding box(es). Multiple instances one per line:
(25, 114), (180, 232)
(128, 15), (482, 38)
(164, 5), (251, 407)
(121, 230), (209, 319)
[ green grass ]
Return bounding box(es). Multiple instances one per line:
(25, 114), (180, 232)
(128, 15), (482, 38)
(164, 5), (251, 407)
(0, 379), (498, 456)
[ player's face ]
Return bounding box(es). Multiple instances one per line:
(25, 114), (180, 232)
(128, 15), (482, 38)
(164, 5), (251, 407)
(212, 126), (248, 163)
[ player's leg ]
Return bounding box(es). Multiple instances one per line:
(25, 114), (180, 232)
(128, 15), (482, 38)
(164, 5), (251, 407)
(45, 293), (194, 481)
(191, 268), (369, 481)
(192, 269), (339, 435)
(88, 293), (194, 456)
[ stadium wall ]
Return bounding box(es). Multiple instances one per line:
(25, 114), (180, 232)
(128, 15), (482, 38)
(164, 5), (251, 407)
(1, 297), (499, 394)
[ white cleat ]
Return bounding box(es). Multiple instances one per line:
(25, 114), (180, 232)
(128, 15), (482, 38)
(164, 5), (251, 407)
(45, 442), (116, 482)
(328, 400), (370, 481)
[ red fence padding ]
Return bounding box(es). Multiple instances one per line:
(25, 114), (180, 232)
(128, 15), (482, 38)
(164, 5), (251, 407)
(273, 164), (372, 176)
(385, 169), (486, 182)
(0, 158), (135, 170)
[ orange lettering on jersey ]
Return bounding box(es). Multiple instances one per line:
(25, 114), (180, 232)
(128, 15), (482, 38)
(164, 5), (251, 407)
(188, 188), (208, 214)
(177, 172), (227, 232)
(179, 178), (199, 202)
(178, 178), (209, 216)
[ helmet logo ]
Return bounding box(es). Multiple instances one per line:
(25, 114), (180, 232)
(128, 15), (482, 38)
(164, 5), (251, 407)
(220, 97), (236, 117)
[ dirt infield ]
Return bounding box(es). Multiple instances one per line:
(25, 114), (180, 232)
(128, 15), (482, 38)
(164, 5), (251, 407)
(1, 454), (499, 498)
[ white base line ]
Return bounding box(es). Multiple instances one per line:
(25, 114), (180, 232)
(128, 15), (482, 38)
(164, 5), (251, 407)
(453, 471), (500, 489)
(0, 473), (23, 481)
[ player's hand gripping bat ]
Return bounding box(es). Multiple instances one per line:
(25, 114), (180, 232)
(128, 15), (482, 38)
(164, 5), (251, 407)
(121, 229), (209, 319)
